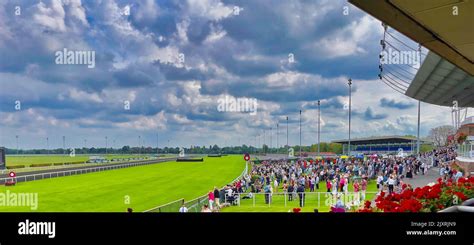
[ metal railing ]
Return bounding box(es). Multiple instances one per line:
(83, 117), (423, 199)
(457, 143), (474, 159)
(0, 158), (176, 185)
(144, 162), (249, 212)
(223, 191), (378, 209)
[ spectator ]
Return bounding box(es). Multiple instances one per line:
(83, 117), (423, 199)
(360, 176), (368, 201)
(315, 174), (320, 190)
(201, 204), (211, 213)
(297, 184), (305, 207)
(287, 183), (294, 201)
(208, 190), (215, 209)
(326, 178), (332, 193)
(387, 174), (396, 194)
(353, 180), (360, 206)
(213, 187), (220, 207)
(179, 204), (188, 213)
(273, 178), (279, 192)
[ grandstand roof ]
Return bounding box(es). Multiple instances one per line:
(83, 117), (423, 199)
(350, 0), (474, 76)
(405, 51), (474, 107)
(332, 135), (430, 145)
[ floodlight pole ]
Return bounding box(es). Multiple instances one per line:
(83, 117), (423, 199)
(138, 136), (141, 157)
(417, 100), (421, 154)
(62, 136), (66, 155)
(84, 139), (87, 154)
(416, 44), (422, 155)
(270, 127), (273, 153)
(318, 100), (321, 156)
(105, 136), (108, 155)
(255, 135), (258, 154)
(286, 116), (289, 150)
(46, 137), (49, 155)
(15, 135), (19, 155)
(348, 78), (352, 156)
(257, 134), (260, 154)
(277, 123), (279, 154)
(299, 110), (302, 158)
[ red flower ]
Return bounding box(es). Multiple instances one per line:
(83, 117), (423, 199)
(358, 208), (373, 213)
(364, 200), (371, 209)
(293, 208), (301, 213)
(399, 199), (422, 212)
(401, 189), (413, 199)
(454, 192), (467, 201)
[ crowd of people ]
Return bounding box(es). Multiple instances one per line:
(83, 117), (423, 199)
(186, 146), (462, 212)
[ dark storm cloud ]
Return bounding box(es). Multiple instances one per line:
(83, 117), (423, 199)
(380, 98), (415, 109)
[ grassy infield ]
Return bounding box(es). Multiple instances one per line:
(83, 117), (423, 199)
(1, 155), (376, 212)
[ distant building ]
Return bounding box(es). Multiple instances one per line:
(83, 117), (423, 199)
(332, 136), (431, 155)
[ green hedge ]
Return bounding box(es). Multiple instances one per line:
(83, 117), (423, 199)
(31, 163), (53, 167)
(64, 161), (85, 165)
(6, 165), (25, 169)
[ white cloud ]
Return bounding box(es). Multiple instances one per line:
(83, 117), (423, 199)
(33, 0), (67, 32)
(186, 0), (234, 21)
(66, 88), (103, 103)
(116, 111), (167, 130)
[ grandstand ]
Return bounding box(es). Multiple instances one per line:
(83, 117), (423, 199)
(333, 136), (432, 155)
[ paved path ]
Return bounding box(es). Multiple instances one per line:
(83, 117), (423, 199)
(404, 166), (441, 188)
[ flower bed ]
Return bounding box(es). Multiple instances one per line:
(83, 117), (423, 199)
(358, 177), (474, 212)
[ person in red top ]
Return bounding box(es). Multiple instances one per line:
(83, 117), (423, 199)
(326, 179), (332, 193)
(208, 190), (215, 210)
(339, 177), (345, 192)
(353, 180), (360, 206)
(360, 176), (368, 201)
(236, 180), (242, 193)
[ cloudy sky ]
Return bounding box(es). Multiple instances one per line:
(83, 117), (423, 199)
(0, 0), (468, 149)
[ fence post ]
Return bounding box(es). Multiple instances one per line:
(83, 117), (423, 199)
(253, 194), (255, 207)
(284, 193), (287, 207)
(238, 193), (241, 206)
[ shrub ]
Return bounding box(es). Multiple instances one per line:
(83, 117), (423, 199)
(30, 163), (52, 167)
(6, 165), (25, 169)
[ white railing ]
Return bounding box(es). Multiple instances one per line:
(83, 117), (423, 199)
(0, 158), (176, 184)
(224, 191), (379, 209)
(457, 143), (474, 159)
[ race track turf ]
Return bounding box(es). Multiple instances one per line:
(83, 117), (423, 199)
(0, 155), (245, 212)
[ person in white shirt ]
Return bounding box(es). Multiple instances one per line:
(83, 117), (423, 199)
(376, 174), (383, 192)
(387, 175), (396, 194)
(179, 204), (188, 213)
